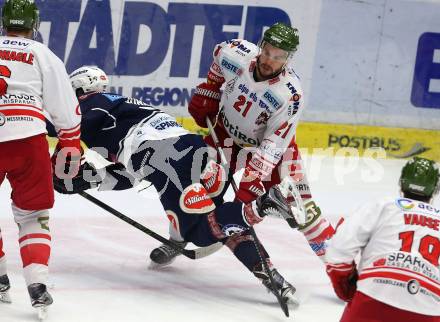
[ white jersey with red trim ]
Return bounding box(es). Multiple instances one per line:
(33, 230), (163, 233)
(209, 39), (304, 178)
(0, 36), (80, 143)
(326, 197), (440, 316)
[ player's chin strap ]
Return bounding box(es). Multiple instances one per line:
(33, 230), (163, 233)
(206, 117), (290, 318)
(79, 191), (222, 260)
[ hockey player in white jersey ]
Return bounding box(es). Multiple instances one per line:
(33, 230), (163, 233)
(0, 0), (81, 317)
(151, 22), (335, 267)
(326, 157), (440, 322)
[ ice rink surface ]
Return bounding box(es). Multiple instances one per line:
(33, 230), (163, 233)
(0, 155), (438, 321)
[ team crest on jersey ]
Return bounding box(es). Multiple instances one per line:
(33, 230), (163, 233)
(179, 183), (215, 214)
(396, 198), (415, 210)
(255, 111), (269, 126)
(102, 93), (123, 102)
(221, 224), (247, 237)
(224, 77), (237, 96)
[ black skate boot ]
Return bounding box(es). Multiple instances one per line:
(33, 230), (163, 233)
(256, 186), (298, 228)
(149, 239), (187, 269)
(0, 274), (11, 303)
(28, 283), (53, 308)
(253, 262), (299, 307)
(28, 283), (53, 320)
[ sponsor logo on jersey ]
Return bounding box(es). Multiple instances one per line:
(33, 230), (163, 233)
(387, 252), (434, 273)
(258, 99), (271, 114)
(221, 224), (247, 236)
(0, 112), (5, 126)
(211, 62), (222, 74)
(262, 89), (282, 111)
(179, 183), (215, 214)
(396, 198), (415, 210)
(407, 279), (420, 295)
(417, 202), (440, 214)
(231, 40), (251, 56)
(154, 120), (180, 130)
(221, 57), (242, 76)
(220, 111), (260, 146)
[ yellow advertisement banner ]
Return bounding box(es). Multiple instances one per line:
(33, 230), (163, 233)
(47, 118), (439, 161)
(176, 118), (440, 161)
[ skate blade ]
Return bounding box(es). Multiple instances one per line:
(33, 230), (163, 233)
(148, 258), (176, 270)
(0, 291), (11, 304)
(36, 306), (48, 321)
(285, 295), (300, 309)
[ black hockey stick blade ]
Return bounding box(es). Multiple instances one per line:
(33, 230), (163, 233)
(79, 191), (222, 259)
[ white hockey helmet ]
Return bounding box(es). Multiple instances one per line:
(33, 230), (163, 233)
(69, 66), (109, 94)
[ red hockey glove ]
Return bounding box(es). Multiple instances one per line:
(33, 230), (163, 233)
(51, 139), (83, 179)
(235, 166), (266, 204)
(188, 82), (221, 128)
(326, 262), (358, 302)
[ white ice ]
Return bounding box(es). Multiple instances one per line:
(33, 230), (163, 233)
(0, 155), (438, 322)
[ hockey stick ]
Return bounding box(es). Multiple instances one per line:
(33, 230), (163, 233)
(79, 191), (222, 259)
(206, 118), (290, 317)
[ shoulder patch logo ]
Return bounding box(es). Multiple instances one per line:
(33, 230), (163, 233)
(102, 93), (123, 102)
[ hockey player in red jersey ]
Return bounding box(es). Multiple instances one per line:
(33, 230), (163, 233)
(151, 22), (335, 267)
(49, 65), (301, 308)
(0, 0), (81, 314)
(326, 157), (440, 322)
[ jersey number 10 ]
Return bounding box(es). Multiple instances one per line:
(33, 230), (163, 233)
(399, 231), (440, 266)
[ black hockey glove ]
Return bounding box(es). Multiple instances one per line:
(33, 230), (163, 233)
(53, 162), (101, 194)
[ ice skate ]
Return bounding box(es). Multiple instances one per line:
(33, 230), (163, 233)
(253, 263), (300, 308)
(28, 283), (53, 321)
(0, 274), (11, 304)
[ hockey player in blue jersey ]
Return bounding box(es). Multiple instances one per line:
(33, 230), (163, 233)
(51, 66), (300, 307)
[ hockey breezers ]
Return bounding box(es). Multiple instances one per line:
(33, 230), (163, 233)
(206, 118), (290, 318)
(79, 191), (222, 259)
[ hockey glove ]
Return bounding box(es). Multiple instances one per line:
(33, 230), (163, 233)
(326, 262), (358, 302)
(51, 139), (83, 179)
(53, 162), (101, 194)
(235, 166), (266, 204)
(188, 82), (221, 128)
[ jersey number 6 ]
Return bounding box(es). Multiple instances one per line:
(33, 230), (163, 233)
(0, 65), (11, 96)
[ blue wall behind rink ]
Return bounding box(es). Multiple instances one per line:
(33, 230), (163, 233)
(0, 0), (438, 129)
(20, 0), (291, 112)
(35, 1), (289, 77)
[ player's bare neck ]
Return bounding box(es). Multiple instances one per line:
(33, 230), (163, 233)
(5, 29), (32, 39)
